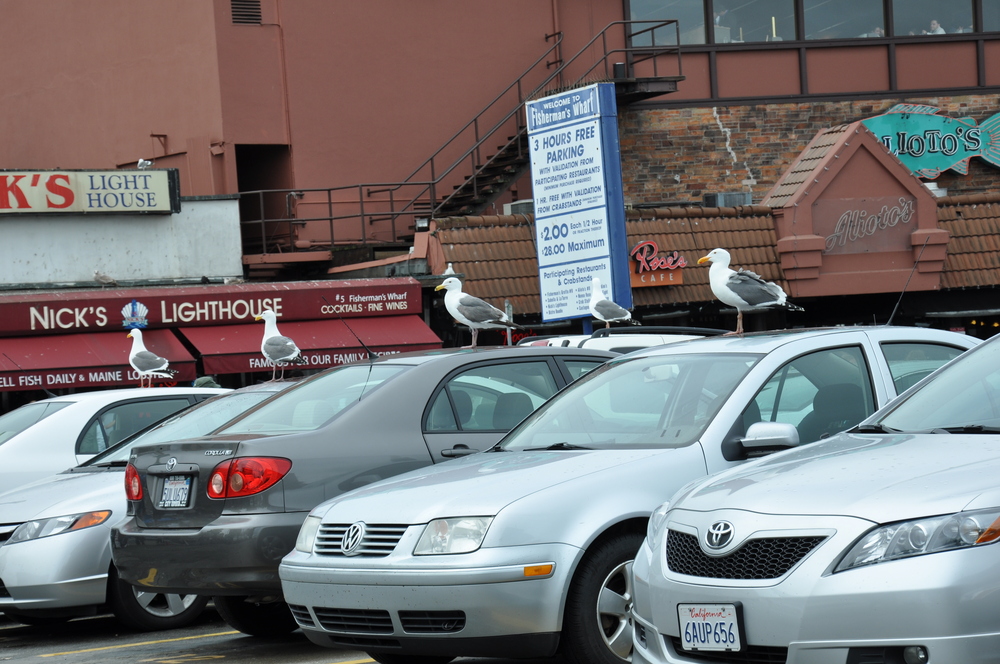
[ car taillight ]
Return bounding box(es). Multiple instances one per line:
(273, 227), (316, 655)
(207, 457), (292, 499)
(124, 463), (143, 501)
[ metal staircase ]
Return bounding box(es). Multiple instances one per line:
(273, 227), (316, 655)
(239, 19), (683, 272)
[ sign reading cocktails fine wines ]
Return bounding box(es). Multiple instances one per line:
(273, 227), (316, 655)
(526, 83), (631, 322)
(861, 104), (1000, 179)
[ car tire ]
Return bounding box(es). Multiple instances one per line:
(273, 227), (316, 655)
(561, 531), (644, 664)
(108, 566), (209, 631)
(212, 595), (298, 637)
(368, 654), (455, 664)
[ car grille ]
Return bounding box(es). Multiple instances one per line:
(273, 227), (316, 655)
(315, 524), (408, 557)
(287, 604), (315, 628)
(669, 637), (787, 663)
(313, 607), (393, 633)
(399, 610), (465, 633)
(666, 530), (826, 579)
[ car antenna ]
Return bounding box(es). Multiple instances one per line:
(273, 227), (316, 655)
(321, 296), (379, 362)
(886, 237), (930, 326)
(3, 352), (57, 398)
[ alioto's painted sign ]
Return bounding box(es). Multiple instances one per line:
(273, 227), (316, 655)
(862, 104), (1000, 179)
(0, 169), (181, 214)
(526, 82), (631, 322)
(629, 241), (686, 287)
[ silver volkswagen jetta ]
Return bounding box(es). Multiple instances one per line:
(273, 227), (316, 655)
(278, 326), (977, 664)
(632, 332), (1000, 664)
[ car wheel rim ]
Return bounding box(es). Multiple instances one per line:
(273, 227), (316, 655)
(132, 588), (199, 618)
(595, 558), (634, 661)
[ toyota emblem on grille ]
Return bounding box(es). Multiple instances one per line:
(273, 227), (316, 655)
(341, 522), (366, 556)
(166, 457), (177, 471)
(706, 521), (735, 549)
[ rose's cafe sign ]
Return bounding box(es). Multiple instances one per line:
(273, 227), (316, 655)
(629, 240), (685, 287)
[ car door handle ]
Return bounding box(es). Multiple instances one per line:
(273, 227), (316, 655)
(441, 444), (479, 458)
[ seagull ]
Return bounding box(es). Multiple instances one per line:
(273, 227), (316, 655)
(435, 277), (522, 348)
(443, 263), (456, 275)
(589, 277), (639, 328)
(94, 270), (118, 288)
(697, 248), (803, 336)
(127, 329), (177, 387)
(255, 309), (307, 380)
(137, 158), (153, 170)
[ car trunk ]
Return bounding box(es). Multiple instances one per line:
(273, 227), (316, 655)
(131, 434), (267, 529)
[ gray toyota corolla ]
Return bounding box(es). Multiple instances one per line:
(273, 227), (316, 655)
(110, 346), (614, 636)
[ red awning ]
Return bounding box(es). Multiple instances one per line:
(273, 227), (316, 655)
(0, 329), (196, 392)
(177, 315), (442, 375)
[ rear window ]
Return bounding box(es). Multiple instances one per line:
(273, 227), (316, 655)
(0, 401), (73, 445)
(219, 364), (409, 434)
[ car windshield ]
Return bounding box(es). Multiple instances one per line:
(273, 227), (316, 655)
(82, 389), (284, 465)
(218, 363), (409, 435)
(879, 338), (1000, 432)
(0, 401), (73, 446)
(500, 352), (761, 450)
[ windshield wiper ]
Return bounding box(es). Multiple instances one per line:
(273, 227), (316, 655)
(932, 425), (1000, 434)
(523, 442), (593, 451)
(851, 423), (899, 433)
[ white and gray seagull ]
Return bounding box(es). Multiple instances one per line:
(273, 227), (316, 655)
(589, 276), (639, 328)
(255, 309), (307, 380)
(697, 247), (802, 336)
(435, 277), (521, 348)
(127, 329), (177, 387)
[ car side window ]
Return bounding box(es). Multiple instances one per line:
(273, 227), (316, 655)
(424, 361), (559, 432)
(880, 342), (966, 394)
(742, 346), (876, 443)
(76, 398), (192, 455)
(563, 359), (608, 382)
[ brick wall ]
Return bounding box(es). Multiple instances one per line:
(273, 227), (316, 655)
(618, 94), (1000, 206)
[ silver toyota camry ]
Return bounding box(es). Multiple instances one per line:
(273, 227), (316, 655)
(279, 326), (978, 664)
(632, 332), (1000, 664)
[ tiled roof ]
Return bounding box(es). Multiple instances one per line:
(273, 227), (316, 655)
(433, 206), (784, 317)
(761, 124), (852, 208)
(937, 192), (1000, 290)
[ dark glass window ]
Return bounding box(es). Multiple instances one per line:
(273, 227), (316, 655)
(805, 0), (885, 39)
(630, 0), (708, 45)
(892, 0), (974, 35)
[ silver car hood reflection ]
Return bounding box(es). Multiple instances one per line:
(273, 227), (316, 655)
(322, 448), (667, 522)
(678, 432), (1000, 523)
(0, 470), (121, 522)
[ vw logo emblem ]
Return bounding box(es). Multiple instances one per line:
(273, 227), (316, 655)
(341, 522), (366, 556)
(166, 457), (177, 471)
(705, 521), (735, 549)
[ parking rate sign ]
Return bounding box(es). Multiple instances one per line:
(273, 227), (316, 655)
(526, 83), (630, 322)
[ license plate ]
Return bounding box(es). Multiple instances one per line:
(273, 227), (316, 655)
(677, 603), (742, 652)
(158, 475), (192, 508)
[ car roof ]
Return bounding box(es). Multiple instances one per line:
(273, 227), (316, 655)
(355, 345), (618, 367)
(34, 387), (229, 405)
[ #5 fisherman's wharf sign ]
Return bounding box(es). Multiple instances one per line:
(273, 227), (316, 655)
(861, 104), (1000, 178)
(0, 169), (180, 214)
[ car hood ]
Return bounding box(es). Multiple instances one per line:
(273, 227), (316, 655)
(319, 448), (666, 523)
(0, 469), (122, 522)
(678, 432), (1000, 523)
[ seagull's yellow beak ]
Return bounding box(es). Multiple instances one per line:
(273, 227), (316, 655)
(434, 284), (446, 291)
(697, 256), (711, 264)
(127, 331), (133, 338)
(254, 315), (263, 321)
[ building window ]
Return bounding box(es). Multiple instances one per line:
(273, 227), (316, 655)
(716, 0), (796, 41)
(891, 0), (973, 35)
(983, 0), (1000, 31)
(630, 0), (707, 44)
(805, 0), (885, 39)
(231, 0), (262, 25)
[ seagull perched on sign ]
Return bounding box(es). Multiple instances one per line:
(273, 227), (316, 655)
(137, 158), (153, 170)
(255, 309), (307, 380)
(435, 277), (522, 348)
(589, 276), (639, 329)
(94, 270), (118, 288)
(127, 329), (177, 387)
(443, 263), (456, 275)
(697, 248), (803, 336)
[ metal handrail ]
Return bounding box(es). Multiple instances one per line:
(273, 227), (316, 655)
(240, 20), (681, 255)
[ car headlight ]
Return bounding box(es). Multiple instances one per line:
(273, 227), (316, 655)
(295, 515), (322, 553)
(414, 517), (493, 555)
(8, 511), (112, 544)
(647, 501), (670, 545)
(836, 508), (1000, 572)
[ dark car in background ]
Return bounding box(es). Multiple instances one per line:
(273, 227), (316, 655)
(110, 346), (616, 636)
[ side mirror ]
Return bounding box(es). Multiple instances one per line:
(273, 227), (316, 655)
(742, 421), (800, 450)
